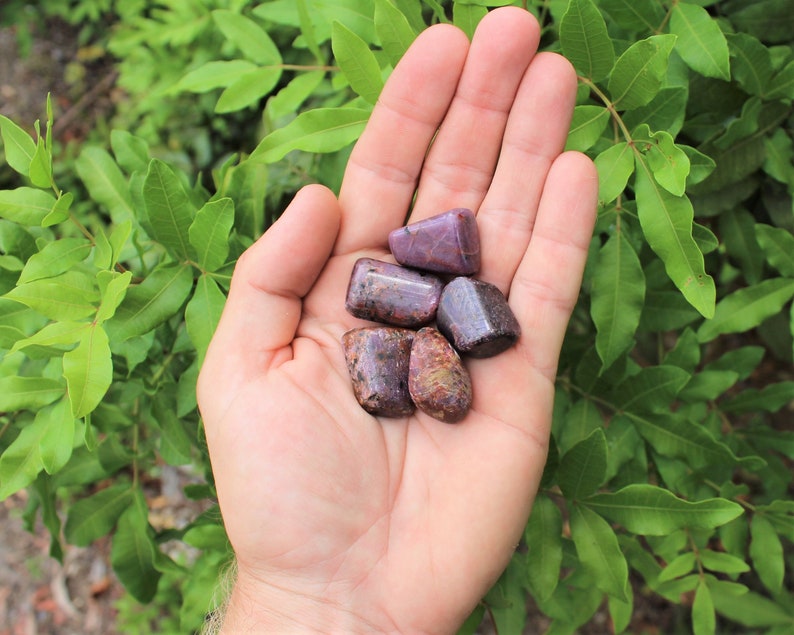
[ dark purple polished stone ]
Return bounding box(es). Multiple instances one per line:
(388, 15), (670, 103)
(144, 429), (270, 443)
(342, 327), (415, 417)
(408, 327), (472, 423)
(436, 277), (521, 358)
(388, 208), (480, 275)
(345, 257), (444, 327)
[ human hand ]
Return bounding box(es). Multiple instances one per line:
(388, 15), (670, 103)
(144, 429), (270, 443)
(197, 6), (598, 633)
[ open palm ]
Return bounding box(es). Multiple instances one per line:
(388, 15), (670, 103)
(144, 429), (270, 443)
(197, 7), (597, 633)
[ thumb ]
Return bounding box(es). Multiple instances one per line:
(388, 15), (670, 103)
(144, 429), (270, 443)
(198, 184), (342, 421)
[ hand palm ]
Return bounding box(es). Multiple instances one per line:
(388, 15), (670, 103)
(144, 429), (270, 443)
(198, 8), (597, 633)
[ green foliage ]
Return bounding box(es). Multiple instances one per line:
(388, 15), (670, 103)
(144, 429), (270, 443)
(1, 0), (794, 633)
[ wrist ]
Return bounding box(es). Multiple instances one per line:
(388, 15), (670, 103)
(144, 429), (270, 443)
(218, 567), (383, 634)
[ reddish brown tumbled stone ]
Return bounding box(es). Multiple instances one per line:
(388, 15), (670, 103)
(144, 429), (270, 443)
(345, 257), (444, 327)
(408, 327), (472, 423)
(342, 327), (415, 417)
(436, 277), (521, 358)
(388, 208), (480, 275)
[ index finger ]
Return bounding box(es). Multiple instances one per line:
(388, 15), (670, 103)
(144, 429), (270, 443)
(334, 23), (469, 256)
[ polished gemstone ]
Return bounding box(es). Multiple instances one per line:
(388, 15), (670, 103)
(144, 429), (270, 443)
(388, 208), (480, 275)
(342, 327), (415, 417)
(436, 277), (521, 358)
(345, 257), (444, 327)
(408, 327), (472, 423)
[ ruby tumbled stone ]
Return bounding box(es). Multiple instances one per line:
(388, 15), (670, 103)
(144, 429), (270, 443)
(388, 208), (480, 275)
(342, 327), (415, 417)
(345, 257), (444, 327)
(408, 327), (472, 423)
(436, 277), (521, 358)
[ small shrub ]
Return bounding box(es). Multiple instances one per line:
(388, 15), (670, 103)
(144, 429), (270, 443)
(0, 1), (792, 634)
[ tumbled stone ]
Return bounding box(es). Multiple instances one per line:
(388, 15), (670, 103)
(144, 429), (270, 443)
(342, 327), (415, 417)
(408, 327), (472, 423)
(345, 257), (444, 327)
(436, 277), (521, 358)
(388, 208), (480, 275)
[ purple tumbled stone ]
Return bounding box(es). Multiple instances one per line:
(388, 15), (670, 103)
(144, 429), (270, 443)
(408, 327), (472, 423)
(388, 208), (480, 275)
(345, 257), (444, 327)
(436, 277), (521, 358)
(342, 327), (415, 417)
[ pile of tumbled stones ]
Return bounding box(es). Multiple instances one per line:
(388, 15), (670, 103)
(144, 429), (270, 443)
(342, 208), (520, 423)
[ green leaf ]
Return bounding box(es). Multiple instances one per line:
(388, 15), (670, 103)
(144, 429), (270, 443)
(75, 146), (136, 225)
(755, 224), (794, 277)
(634, 160), (715, 318)
(594, 142), (634, 206)
(37, 398), (75, 475)
(452, 3), (487, 40)
(609, 365), (690, 413)
(750, 514), (784, 594)
(658, 552), (696, 582)
(96, 271), (133, 324)
(142, 159), (196, 260)
(375, 0), (417, 67)
(176, 60), (259, 94)
(559, 428), (608, 500)
(332, 21), (384, 105)
(559, 0), (615, 82)
(626, 412), (755, 470)
(608, 35), (677, 111)
(42, 191), (73, 227)
(29, 135), (52, 189)
(110, 130), (149, 174)
(212, 10), (282, 65)
(0, 188), (57, 225)
(766, 59), (794, 100)
(583, 485), (744, 536)
(111, 493), (161, 602)
(570, 505), (629, 601)
(215, 66), (283, 113)
(713, 96), (762, 151)
(153, 392), (194, 466)
(670, 3), (729, 81)
(185, 275), (226, 365)
(730, 0), (794, 45)
(566, 105), (610, 153)
(266, 71), (325, 122)
(697, 278), (794, 343)
(250, 107), (371, 163)
(0, 114), (36, 176)
(559, 398), (603, 454)
(10, 321), (87, 356)
(106, 263), (193, 342)
(692, 580), (716, 635)
(64, 483), (134, 546)
(598, 0), (665, 33)
(590, 232), (645, 370)
(5, 272), (98, 321)
(0, 414), (47, 499)
(0, 376), (63, 411)
(525, 494), (563, 602)
(719, 208), (764, 284)
(727, 33), (773, 97)
(623, 87), (688, 138)
(188, 198), (234, 272)
(633, 124), (690, 197)
(763, 128), (794, 185)
(700, 550), (750, 575)
(723, 381), (794, 414)
(18, 237), (92, 284)
(63, 325), (112, 419)
(296, 0), (322, 62)
(710, 587), (793, 628)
